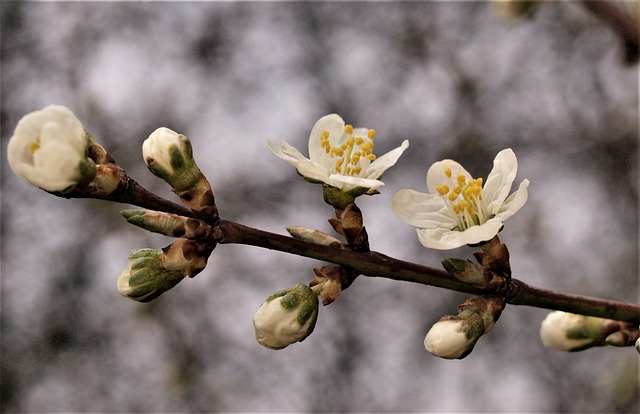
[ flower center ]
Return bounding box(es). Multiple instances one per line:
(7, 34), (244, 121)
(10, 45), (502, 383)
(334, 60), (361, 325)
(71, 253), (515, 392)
(29, 136), (41, 154)
(320, 125), (377, 177)
(435, 167), (491, 231)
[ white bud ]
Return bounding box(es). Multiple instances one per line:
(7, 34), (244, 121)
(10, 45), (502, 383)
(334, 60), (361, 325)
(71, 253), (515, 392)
(540, 311), (608, 352)
(424, 319), (476, 359)
(252, 284), (319, 350)
(7, 105), (95, 192)
(142, 127), (200, 191)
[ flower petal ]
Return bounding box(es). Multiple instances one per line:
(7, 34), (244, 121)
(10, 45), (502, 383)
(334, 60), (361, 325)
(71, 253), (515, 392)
(426, 159), (472, 193)
(308, 114), (345, 163)
(267, 139), (303, 167)
(364, 139), (410, 180)
(297, 160), (332, 184)
(416, 219), (504, 250)
(416, 227), (467, 250)
(329, 174), (383, 192)
(390, 189), (456, 229)
(483, 148), (518, 214)
(494, 179), (529, 221)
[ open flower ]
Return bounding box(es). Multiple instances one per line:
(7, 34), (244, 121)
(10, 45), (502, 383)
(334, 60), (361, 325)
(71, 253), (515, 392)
(7, 105), (96, 193)
(268, 114), (409, 195)
(390, 148), (529, 250)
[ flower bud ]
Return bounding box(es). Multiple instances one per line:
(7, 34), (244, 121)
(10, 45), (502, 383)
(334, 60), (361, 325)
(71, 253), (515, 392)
(121, 210), (214, 239)
(635, 337), (640, 355)
(424, 317), (480, 359)
(118, 239), (212, 302)
(539, 311), (612, 352)
(252, 284), (319, 350)
(142, 127), (201, 191)
(424, 296), (505, 359)
(117, 248), (185, 302)
(287, 226), (344, 248)
(7, 105), (96, 193)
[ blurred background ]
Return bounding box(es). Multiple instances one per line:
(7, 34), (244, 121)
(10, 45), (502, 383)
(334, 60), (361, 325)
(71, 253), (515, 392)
(1, 1), (638, 412)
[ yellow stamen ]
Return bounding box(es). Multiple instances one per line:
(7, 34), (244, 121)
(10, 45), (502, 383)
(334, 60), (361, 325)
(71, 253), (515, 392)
(319, 121), (379, 177)
(444, 167), (452, 178)
(436, 185), (449, 196)
(29, 136), (41, 154)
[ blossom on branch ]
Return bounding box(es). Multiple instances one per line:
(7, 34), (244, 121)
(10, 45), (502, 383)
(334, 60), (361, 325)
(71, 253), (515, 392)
(390, 148), (529, 250)
(268, 114), (409, 196)
(7, 105), (96, 193)
(252, 284), (319, 350)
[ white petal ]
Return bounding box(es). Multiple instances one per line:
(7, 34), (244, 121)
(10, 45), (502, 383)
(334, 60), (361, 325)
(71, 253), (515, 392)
(426, 159), (472, 193)
(483, 148), (518, 214)
(416, 227), (468, 250)
(363, 139), (410, 180)
(297, 160), (332, 183)
(493, 179), (529, 221)
(329, 174), (383, 192)
(416, 219), (504, 250)
(267, 139), (307, 168)
(390, 189), (456, 229)
(308, 114), (345, 163)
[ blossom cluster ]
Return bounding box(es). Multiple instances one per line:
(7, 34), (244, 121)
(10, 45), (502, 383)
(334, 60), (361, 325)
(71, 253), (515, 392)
(9, 106), (632, 359)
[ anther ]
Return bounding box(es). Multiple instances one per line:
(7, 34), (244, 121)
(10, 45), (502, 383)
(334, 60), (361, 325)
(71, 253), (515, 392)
(344, 124), (354, 135)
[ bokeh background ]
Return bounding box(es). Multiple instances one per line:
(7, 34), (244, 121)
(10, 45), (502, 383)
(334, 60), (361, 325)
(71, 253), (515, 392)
(1, 1), (638, 412)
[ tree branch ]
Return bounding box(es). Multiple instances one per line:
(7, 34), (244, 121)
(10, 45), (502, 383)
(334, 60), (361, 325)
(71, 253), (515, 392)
(581, 0), (639, 64)
(217, 219), (640, 324)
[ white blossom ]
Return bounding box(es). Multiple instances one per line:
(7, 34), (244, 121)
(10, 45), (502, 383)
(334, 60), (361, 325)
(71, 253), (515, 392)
(7, 105), (94, 192)
(391, 148), (529, 249)
(268, 114), (409, 194)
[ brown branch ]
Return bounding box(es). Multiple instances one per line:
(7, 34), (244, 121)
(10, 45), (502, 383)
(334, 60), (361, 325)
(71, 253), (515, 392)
(217, 219), (640, 324)
(61, 178), (639, 324)
(581, 0), (639, 64)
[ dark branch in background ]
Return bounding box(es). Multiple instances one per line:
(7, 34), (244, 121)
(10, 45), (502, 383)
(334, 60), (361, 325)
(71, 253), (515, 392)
(581, 0), (639, 64)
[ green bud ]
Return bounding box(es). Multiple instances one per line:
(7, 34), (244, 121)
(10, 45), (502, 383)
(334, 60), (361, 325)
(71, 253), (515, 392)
(117, 248), (185, 302)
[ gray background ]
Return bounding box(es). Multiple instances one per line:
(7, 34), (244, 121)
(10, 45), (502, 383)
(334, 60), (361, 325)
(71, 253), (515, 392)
(1, 1), (638, 412)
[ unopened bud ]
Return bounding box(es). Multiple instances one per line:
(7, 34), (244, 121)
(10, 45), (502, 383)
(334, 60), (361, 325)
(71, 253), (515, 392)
(424, 296), (505, 359)
(7, 105), (96, 193)
(117, 239), (212, 302)
(252, 284), (319, 350)
(287, 226), (344, 247)
(117, 248), (185, 302)
(143, 127), (201, 191)
(540, 311), (614, 352)
(122, 210), (214, 239)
